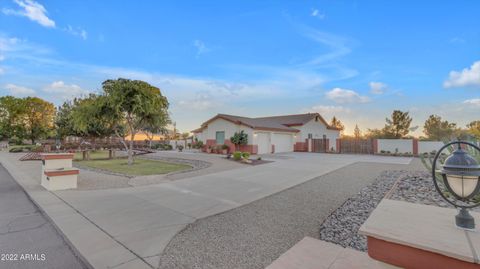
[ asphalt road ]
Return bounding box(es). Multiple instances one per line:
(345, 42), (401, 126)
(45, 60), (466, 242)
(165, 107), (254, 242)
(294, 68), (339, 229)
(158, 159), (425, 269)
(0, 164), (87, 269)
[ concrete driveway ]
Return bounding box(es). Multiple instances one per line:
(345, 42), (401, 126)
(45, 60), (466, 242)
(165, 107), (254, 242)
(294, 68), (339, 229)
(0, 152), (412, 268)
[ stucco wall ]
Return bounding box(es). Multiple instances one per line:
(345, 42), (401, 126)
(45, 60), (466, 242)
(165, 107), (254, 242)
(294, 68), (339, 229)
(197, 118), (254, 144)
(377, 139), (413, 153)
(418, 141), (444, 154)
(295, 119), (340, 150)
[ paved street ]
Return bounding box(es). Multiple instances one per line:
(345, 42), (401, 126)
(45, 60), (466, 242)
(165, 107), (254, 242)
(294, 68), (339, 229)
(0, 164), (87, 269)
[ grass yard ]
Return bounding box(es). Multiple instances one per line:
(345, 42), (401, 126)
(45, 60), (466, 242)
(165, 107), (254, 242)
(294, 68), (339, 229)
(76, 157), (191, 176)
(74, 150), (111, 161)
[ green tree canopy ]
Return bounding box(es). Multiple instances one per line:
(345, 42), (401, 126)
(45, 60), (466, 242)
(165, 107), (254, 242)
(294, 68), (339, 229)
(423, 114), (457, 141)
(384, 110), (412, 138)
(0, 96), (26, 141)
(330, 116), (345, 132)
(102, 78), (170, 165)
(354, 124), (361, 139)
(467, 121), (480, 140)
(23, 97), (56, 144)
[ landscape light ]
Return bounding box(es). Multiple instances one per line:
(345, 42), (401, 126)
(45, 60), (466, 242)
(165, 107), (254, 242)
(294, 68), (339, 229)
(432, 141), (480, 229)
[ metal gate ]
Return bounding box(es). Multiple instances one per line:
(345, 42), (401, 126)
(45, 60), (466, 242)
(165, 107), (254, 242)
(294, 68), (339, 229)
(339, 139), (374, 154)
(312, 138), (327, 153)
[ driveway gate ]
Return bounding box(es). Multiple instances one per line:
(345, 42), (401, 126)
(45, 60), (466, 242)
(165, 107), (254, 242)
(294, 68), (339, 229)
(312, 138), (327, 153)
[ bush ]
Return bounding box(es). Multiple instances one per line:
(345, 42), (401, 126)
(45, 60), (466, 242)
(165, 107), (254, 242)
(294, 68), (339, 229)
(177, 145), (184, 151)
(257, 157), (262, 161)
(194, 141), (204, 149)
(221, 144), (229, 150)
(241, 152), (250, 159)
(233, 151), (242, 161)
(9, 147), (24, 153)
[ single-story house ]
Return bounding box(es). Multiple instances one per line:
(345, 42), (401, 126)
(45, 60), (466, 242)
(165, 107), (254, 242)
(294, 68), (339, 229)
(192, 113), (341, 154)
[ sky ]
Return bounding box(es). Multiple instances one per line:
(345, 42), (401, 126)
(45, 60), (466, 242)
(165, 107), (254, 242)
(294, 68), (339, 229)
(0, 0), (479, 136)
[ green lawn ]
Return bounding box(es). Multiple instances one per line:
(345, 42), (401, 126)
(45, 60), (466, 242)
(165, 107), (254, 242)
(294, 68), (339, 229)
(76, 158), (191, 176)
(74, 150), (111, 161)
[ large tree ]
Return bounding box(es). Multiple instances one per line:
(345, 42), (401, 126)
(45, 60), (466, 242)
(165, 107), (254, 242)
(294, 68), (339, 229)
(384, 110), (412, 138)
(22, 97), (56, 144)
(467, 121), (480, 140)
(0, 96), (26, 142)
(102, 78), (170, 165)
(70, 94), (118, 143)
(423, 115), (457, 141)
(330, 116), (345, 133)
(354, 124), (361, 139)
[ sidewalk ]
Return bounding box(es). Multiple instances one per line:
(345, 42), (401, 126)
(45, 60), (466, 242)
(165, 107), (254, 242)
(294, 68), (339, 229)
(0, 151), (412, 268)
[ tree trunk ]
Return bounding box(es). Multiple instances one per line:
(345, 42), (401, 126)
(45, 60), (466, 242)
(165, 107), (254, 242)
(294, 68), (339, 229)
(128, 139), (134, 165)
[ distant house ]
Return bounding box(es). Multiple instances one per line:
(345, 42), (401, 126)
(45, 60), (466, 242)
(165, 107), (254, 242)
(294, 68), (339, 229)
(192, 113), (341, 154)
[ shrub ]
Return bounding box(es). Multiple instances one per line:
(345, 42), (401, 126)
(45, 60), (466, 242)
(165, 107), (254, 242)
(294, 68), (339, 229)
(187, 143), (192, 149)
(9, 147), (24, 153)
(233, 151), (242, 161)
(257, 157), (262, 161)
(177, 145), (184, 151)
(221, 144), (229, 150)
(241, 152), (250, 159)
(195, 141), (204, 149)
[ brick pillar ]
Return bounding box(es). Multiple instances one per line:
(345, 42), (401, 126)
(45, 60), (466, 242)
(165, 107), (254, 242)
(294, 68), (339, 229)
(373, 139), (378, 154)
(336, 139), (341, 153)
(326, 139), (330, 152)
(412, 139), (419, 156)
(307, 139), (312, 152)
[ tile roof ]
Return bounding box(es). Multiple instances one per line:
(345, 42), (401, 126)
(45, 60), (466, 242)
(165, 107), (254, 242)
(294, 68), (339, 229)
(195, 113), (341, 133)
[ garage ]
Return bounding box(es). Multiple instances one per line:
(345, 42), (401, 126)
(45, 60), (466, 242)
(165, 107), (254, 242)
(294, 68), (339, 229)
(255, 132), (271, 154)
(272, 133), (294, 153)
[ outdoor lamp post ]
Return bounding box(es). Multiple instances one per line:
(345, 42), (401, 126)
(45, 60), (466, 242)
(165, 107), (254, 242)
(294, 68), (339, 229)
(432, 141), (480, 229)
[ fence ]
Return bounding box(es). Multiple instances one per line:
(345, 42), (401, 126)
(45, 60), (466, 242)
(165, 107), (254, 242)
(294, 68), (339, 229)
(312, 139), (328, 153)
(338, 139), (375, 154)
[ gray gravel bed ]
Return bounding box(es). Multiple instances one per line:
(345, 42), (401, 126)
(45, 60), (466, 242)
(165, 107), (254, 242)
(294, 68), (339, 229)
(158, 161), (420, 269)
(319, 170), (409, 251)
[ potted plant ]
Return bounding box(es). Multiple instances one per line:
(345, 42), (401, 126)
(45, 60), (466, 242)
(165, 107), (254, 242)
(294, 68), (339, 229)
(177, 145), (184, 152)
(221, 144), (229, 154)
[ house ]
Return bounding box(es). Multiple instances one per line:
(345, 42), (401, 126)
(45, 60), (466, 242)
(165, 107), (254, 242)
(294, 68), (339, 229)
(192, 113), (341, 154)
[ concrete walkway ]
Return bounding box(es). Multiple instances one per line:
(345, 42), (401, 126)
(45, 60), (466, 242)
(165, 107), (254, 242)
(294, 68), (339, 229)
(0, 151), (412, 268)
(157, 160), (424, 269)
(0, 164), (87, 269)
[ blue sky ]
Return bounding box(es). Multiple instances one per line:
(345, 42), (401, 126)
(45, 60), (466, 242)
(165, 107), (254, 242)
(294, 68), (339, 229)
(0, 0), (479, 135)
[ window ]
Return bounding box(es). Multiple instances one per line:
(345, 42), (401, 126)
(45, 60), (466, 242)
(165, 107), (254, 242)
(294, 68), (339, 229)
(308, 133), (313, 139)
(216, 131), (225, 144)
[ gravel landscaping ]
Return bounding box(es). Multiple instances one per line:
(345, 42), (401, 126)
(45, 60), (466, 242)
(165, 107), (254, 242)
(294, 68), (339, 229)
(319, 167), (479, 253)
(157, 161), (423, 269)
(319, 170), (410, 251)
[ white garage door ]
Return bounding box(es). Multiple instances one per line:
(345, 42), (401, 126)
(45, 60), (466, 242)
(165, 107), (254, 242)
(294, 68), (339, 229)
(256, 132), (271, 154)
(272, 133), (294, 153)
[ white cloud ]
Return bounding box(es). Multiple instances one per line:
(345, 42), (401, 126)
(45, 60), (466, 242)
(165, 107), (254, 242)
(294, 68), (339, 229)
(463, 98), (480, 106)
(65, 25), (87, 40)
(450, 37), (465, 44)
(193, 40), (211, 57)
(43, 81), (88, 100)
(4, 83), (35, 96)
(325, 88), (370, 104)
(307, 105), (350, 115)
(369, 81), (387, 94)
(178, 92), (217, 111)
(2, 0), (55, 28)
(0, 67), (4, 75)
(0, 54), (4, 61)
(443, 61), (480, 88)
(311, 9), (325, 19)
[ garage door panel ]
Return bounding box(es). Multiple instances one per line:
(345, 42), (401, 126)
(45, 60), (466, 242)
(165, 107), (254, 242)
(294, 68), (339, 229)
(272, 133), (293, 153)
(256, 133), (270, 154)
